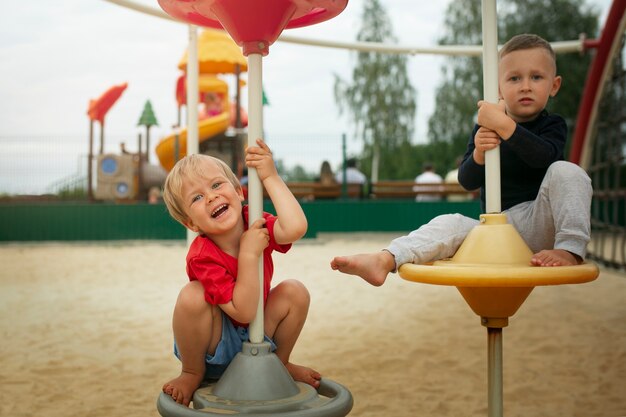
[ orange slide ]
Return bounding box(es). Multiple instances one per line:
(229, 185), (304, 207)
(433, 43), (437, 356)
(157, 28), (250, 172)
(155, 111), (231, 172)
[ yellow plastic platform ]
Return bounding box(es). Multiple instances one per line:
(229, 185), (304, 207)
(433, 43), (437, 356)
(398, 213), (599, 323)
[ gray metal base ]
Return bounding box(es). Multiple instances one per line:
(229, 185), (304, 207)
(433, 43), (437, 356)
(157, 342), (353, 416)
(487, 327), (503, 417)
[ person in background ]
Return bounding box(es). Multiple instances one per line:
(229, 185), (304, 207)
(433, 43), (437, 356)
(413, 162), (443, 202)
(199, 92), (223, 120)
(335, 157), (366, 185)
(335, 157), (366, 198)
(445, 156), (474, 202)
(148, 186), (161, 204)
(318, 160), (337, 186)
(205, 92), (223, 117)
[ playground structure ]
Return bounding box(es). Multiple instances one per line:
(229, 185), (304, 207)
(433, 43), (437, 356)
(87, 82), (168, 201)
(155, 28), (250, 175)
(87, 83), (166, 201)
(88, 28), (250, 201)
(155, 75), (239, 172)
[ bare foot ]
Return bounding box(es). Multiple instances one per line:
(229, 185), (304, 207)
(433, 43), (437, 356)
(330, 251), (395, 286)
(286, 362), (321, 389)
(531, 249), (582, 267)
(162, 371), (204, 407)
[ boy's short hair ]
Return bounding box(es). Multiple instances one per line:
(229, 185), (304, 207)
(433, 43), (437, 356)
(500, 34), (556, 70)
(163, 154), (241, 226)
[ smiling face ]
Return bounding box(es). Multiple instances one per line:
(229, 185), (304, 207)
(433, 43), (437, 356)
(180, 159), (244, 237)
(498, 47), (562, 123)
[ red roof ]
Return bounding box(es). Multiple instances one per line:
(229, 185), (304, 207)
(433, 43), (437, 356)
(87, 83), (128, 124)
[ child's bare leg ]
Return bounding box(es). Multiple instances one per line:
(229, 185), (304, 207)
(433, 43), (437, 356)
(531, 249), (582, 267)
(264, 280), (321, 388)
(330, 250), (396, 286)
(163, 281), (222, 406)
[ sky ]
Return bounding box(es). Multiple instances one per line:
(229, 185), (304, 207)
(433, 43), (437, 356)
(0, 0), (614, 156)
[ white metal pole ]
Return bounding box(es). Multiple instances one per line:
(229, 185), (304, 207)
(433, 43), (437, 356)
(186, 24), (199, 246)
(246, 53), (265, 344)
(483, 3), (503, 415)
(481, 0), (501, 214)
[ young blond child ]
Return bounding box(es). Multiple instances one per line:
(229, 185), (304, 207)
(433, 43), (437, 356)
(331, 34), (592, 286)
(162, 139), (320, 406)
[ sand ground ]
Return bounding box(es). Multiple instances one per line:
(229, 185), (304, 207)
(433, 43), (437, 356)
(1, 234), (625, 417)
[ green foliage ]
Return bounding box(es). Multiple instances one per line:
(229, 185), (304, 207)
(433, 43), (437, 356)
(356, 139), (459, 180)
(334, 0), (416, 180)
(276, 159), (315, 182)
(428, 0), (600, 159)
(426, 0), (485, 159)
(501, 0), (599, 155)
(57, 187), (88, 200)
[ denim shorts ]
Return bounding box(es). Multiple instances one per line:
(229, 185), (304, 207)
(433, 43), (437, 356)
(173, 311), (277, 380)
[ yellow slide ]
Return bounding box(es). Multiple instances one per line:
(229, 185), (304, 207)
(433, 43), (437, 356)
(155, 111), (230, 172)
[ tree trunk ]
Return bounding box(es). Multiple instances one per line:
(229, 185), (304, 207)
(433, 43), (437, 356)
(371, 139), (380, 183)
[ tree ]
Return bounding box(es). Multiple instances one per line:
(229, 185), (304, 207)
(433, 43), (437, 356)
(500, 0), (599, 151)
(334, 0), (416, 182)
(137, 100), (159, 162)
(428, 0), (599, 159)
(428, 0), (483, 158)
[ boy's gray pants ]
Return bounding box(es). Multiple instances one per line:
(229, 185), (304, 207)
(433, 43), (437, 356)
(387, 161), (592, 269)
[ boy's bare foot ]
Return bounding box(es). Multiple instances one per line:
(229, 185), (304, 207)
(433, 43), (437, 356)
(162, 371), (204, 407)
(330, 251), (395, 286)
(286, 362), (321, 389)
(531, 249), (582, 267)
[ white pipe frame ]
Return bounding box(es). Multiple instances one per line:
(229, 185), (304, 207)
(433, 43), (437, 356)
(102, 0), (586, 57)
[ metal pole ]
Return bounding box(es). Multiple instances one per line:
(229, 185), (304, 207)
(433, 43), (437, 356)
(99, 121), (105, 155)
(146, 126), (151, 163)
(481, 0), (501, 214)
(235, 63), (245, 179)
(88, 120), (94, 201)
(137, 132), (143, 200)
(483, 2), (503, 415)
(341, 133), (347, 198)
(487, 327), (503, 417)
(186, 24), (199, 246)
(247, 53), (264, 344)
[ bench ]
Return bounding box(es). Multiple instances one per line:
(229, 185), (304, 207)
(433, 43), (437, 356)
(370, 181), (476, 200)
(261, 182), (363, 200)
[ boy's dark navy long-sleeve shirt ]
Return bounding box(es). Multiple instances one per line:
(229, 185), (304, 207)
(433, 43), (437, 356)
(458, 110), (567, 212)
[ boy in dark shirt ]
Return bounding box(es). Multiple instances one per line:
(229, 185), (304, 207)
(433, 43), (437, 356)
(331, 34), (592, 286)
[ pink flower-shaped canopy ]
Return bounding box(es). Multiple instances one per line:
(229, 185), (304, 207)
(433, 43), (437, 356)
(158, 0), (348, 55)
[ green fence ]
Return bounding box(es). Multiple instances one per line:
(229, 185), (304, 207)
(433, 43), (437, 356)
(0, 200), (481, 242)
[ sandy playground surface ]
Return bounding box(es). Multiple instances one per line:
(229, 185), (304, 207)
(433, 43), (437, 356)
(1, 233), (625, 417)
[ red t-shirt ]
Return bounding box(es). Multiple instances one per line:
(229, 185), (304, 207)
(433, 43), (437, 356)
(186, 206), (291, 327)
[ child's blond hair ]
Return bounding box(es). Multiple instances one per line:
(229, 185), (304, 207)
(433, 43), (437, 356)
(163, 154), (241, 226)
